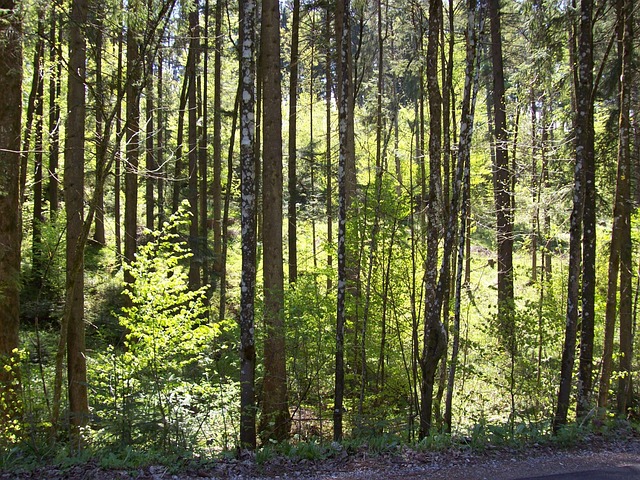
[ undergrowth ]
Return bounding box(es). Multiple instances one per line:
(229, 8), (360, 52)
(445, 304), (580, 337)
(1, 416), (637, 473)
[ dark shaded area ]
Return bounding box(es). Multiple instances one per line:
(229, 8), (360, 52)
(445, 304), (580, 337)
(518, 465), (640, 480)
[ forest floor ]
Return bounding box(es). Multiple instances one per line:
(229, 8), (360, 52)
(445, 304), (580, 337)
(2, 432), (640, 480)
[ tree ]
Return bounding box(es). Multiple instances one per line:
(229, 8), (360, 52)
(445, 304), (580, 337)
(615, 0), (633, 413)
(31, 8), (46, 283)
(211, 0), (224, 288)
(444, 0), (483, 433)
(576, 0), (597, 420)
(92, 3), (107, 246)
(419, 0), (446, 440)
(260, 0), (289, 441)
(187, 0), (201, 290)
(65, 0), (90, 448)
(554, 0), (592, 432)
(239, 0), (258, 449)
(599, 0), (633, 414)
(0, 0), (22, 426)
(334, 0), (351, 442)
(48, 8), (61, 214)
(288, 0), (301, 284)
(124, 1), (141, 288)
(488, 0), (514, 339)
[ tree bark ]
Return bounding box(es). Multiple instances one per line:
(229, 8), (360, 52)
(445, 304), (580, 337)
(92, 5), (106, 246)
(212, 0), (224, 287)
(239, 0), (257, 450)
(444, 0), (482, 433)
(488, 0), (514, 340)
(260, 0), (289, 442)
(32, 9), (46, 284)
(65, 0), (90, 449)
(325, 10), (333, 292)
(288, 0), (300, 285)
(48, 9), (61, 215)
(0, 0), (23, 425)
(615, 0), (633, 415)
(554, 0), (591, 432)
(145, 51), (155, 231)
(577, 0), (597, 419)
(419, 0), (444, 440)
(334, 0), (351, 442)
(187, 1), (201, 290)
(124, 1), (141, 288)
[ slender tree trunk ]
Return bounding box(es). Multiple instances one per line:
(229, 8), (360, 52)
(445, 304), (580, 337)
(32, 10), (46, 284)
(325, 10), (333, 292)
(334, 0), (351, 442)
(260, 0), (289, 441)
(172, 71), (189, 213)
(577, 2), (597, 419)
(0, 0), (23, 425)
(145, 52), (155, 231)
(199, 1), (209, 287)
(530, 89), (538, 283)
(114, 6), (124, 265)
(187, 1), (201, 290)
(212, 0), (223, 287)
(616, 0), (633, 415)
(157, 50), (165, 228)
(92, 6), (106, 246)
(488, 0), (514, 340)
(288, 0), (300, 284)
(124, 1), (141, 288)
(65, 0), (90, 449)
(554, 0), (592, 432)
(419, 0), (444, 440)
(239, 0), (257, 449)
(48, 10), (61, 215)
(444, 0), (482, 432)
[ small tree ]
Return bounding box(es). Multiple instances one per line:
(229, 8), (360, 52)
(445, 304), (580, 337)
(114, 206), (214, 447)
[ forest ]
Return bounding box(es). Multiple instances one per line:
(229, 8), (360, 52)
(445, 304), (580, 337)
(0, 0), (638, 464)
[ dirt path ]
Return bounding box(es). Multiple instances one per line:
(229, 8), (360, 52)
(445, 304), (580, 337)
(2, 435), (639, 479)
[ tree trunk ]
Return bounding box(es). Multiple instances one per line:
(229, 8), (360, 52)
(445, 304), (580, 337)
(419, 0), (444, 440)
(171, 71), (189, 213)
(212, 0), (223, 287)
(114, 6), (124, 265)
(124, 2), (141, 288)
(488, 0), (514, 341)
(444, 0), (482, 432)
(334, 0), (351, 442)
(187, 1), (201, 290)
(287, 0), (300, 284)
(199, 1), (209, 287)
(92, 5), (106, 246)
(615, 0), (633, 415)
(260, 0), (289, 442)
(32, 10), (46, 285)
(239, 0), (257, 450)
(48, 9), (61, 215)
(65, 0), (90, 449)
(145, 52), (155, 231)
(157, 50), (165, 228)
(325, 9), (333, 292)
(554, 0), (591, 432)
(577, 2), (597, 418)
(0, 0), (23, 425)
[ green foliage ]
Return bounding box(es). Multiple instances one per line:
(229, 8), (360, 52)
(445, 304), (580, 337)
(89, 206), (239, 451)
(0, 349), (24, 447)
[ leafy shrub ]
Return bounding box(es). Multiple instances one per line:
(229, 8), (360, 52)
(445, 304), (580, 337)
(90, 206), (238, 451)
